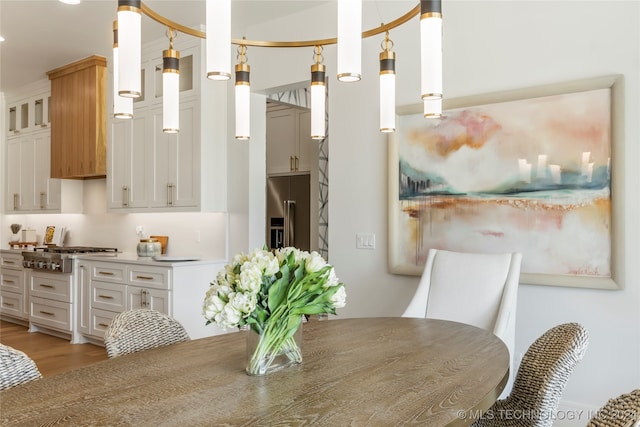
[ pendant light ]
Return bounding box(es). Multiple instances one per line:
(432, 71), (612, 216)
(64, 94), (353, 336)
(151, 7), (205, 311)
(420, 0), (442, 118)
(162, 29), (180, 133)
(205, 0), (231, 80)
(235, 42), (250, 140)
(117, 0), (142, 98)
(311, 46), (326, 140)
(337, 0), (361, 82)
(112, 20), (133, 119)
(379, 31), (396, 132)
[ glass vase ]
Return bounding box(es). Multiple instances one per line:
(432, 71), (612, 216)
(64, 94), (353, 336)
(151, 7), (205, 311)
(246, 318), (303, 376)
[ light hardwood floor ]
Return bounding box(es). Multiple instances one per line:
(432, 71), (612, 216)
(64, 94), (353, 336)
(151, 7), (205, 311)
(0, 320), (108, 377)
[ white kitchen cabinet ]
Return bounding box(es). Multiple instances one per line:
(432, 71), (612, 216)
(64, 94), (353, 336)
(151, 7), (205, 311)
(107, 114), (149, 210)
(78, 257), (226, 341)
(106, 35), (226, 213)
(149, 102), (198, 208)
(29, 270), (73, 334)
(6, 92), (50, 137)
(0, 251), (28, 322)
(4, 131), (82, 214)
(266, 105), (314, 175)
(4, 80), (82, 215)
(127, 287), (170, 313)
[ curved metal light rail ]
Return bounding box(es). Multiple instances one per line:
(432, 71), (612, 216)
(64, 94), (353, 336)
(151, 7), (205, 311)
(140, 2), (420, 48)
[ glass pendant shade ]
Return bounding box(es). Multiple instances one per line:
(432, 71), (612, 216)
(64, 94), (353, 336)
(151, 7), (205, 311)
(420, 0), (442, 114)
(162, 49), (180, 133)
(112, 21), (133, 119)
(235, 63), (250, 140)
(423, 97), (442, 118)
(379, 49), (396, 132)
(205, 0), (231, 80)
(337, 0), (361, 82)
(117, 0), (142, 98)
(311, 63), (326, 140)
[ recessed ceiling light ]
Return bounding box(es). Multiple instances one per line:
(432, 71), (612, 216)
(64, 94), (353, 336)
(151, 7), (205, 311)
(59, 0), (81, 4)
(0, 36), (5, 43)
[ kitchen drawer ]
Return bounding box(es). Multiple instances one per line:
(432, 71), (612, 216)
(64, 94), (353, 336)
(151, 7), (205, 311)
(1, 253), (22, 269)
(91, 308), (119, 339)
(0, 290), (24, 319)
(30, 296), (72, 332)
(0, 268), (23, 293)
(30, 272), (72, 302)
(127, 266), (170, 289)
(91, 262), (126, 283)
(91, 281), (126, 312)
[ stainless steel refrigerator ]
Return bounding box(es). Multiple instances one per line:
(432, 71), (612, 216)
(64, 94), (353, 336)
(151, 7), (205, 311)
(266, 174), (310, 251)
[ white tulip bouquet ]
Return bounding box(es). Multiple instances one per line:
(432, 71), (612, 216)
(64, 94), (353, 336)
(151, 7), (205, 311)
(203, 247), (346, 375)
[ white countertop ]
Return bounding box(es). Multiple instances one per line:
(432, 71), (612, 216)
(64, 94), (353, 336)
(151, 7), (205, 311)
(77, 252), (227, 267)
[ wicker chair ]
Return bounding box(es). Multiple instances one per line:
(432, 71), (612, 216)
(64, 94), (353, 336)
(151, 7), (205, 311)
(471, 322), (589, 427)
(104, 309), (190, 358)
(587, 389), (640, 427)
(0, 343), (42, 391)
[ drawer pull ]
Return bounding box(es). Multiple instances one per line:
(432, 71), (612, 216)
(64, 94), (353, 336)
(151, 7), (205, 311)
(136, 275), (154, 280)
(2, 302), (15, 307)
(3, 280), (16, 284)
(98, 271), (115, 276)
(98, 295), (114, 300)
(4, 260), (16, 265)
(98, 323), (110, 328)
(39, 310), (55, 316)
(39, 284), (55, 289)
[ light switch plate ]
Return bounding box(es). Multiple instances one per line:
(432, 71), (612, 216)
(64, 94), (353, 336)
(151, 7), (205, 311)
(356, 233), (375, 249)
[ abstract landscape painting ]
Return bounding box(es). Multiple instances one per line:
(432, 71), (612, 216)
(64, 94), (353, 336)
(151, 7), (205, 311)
(388, 77), (621, 288)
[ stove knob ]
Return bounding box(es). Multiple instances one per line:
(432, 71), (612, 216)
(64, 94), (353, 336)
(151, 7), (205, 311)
(50, 263), (60, 271)
(37, 261), (45, 269)
(24, 260), (33, 268)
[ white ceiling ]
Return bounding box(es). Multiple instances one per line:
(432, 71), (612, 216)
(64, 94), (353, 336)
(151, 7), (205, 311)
(0, 0), (331, 94)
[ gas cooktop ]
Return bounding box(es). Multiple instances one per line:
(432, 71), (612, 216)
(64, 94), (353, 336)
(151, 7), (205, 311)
(22, 247), (119, 273)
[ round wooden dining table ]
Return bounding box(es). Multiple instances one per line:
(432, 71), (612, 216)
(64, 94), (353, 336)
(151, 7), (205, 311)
(0, 317), (509, 426)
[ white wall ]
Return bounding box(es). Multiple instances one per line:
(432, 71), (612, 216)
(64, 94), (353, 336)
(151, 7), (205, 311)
(239, 0), (640, 417)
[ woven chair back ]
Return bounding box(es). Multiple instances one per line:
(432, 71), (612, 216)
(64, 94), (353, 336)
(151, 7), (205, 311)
(104, 309), (190, 358)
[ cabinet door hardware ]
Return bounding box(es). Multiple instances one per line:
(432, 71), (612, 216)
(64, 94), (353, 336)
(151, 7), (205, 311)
(4, 260), (16, 265)
(13, 193), (19, 210)
(3, 279), (16, 284)
(2, 302), (15, 307)
(123, 186), (129, 207)
(98, 295), (114, 300)
(40, 192), (46, 209)
(98, 323), (110, 328)
(39, 310), (55, 316)
(39, 284), (55, 289)
(98, 271), (114, 276)
(136, 275), (154, 280)
(167, 183), (175, 206)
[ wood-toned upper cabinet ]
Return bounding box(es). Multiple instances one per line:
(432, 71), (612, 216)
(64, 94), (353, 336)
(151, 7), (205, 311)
(47, 55), (107, 179)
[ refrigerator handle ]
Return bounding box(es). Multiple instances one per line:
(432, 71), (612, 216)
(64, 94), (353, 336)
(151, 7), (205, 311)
(284, 200), (296, 247)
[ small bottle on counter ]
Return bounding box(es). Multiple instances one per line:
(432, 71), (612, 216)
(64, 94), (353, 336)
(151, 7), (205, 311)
(137, 238), (162, 257)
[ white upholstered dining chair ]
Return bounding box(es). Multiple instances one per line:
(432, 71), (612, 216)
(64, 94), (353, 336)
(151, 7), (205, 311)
(402, 248), (522, 394)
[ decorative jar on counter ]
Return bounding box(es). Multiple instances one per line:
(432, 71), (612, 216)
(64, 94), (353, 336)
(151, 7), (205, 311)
(137, 238), (162, 257)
